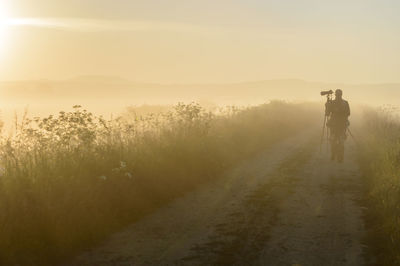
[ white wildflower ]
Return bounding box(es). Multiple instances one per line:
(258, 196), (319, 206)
(99, 175), (107, 181)
(125, 172), (133, 179)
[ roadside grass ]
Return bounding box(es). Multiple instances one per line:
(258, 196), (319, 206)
(0, 101), (317, 265)
(357, 107), (400, 265)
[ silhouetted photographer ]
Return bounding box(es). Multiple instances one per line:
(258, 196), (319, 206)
(321, 89), (350, 162)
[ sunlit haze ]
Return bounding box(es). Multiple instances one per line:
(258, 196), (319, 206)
(1, 0), (400, 83)
(2, 2), (400, 265)
(0, 1), (10, 55)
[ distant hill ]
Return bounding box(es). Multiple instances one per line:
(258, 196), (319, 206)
(0, 76), (399, 106)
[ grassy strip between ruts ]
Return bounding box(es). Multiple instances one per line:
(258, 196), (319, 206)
(0, 101), (318, 265)
(356, 107), (400, 265)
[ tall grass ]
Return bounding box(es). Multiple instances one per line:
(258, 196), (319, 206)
(357, 107), (400, 264)
(0, 101), (317, 265)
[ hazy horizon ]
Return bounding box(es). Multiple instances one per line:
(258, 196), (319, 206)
(4, 76), (400, 86)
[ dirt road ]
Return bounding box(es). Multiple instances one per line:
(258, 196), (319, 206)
(69, 131), (367, 266)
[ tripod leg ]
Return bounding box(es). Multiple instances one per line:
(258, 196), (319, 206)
(326, 125), (330, 152)
(320, 115), (327, 152)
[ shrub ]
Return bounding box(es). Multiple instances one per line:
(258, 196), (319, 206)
(357, 107), (400, 264)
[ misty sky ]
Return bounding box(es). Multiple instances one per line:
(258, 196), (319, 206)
(1, 0), (400, 83)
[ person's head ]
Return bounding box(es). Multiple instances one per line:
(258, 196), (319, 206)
(335, 89), (343, 99)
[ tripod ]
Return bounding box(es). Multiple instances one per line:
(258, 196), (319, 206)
(320, 93), (333, 153)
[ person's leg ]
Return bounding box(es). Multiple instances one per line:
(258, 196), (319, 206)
(337, 139), (344, 162)
(337, 125), (347, 162)
(330, 139), (336, 160)
(330, 128), (338, 161)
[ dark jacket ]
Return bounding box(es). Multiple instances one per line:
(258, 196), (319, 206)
(325, 99), (350, 128)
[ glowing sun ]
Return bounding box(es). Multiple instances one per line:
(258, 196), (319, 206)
(0, 3), (11, 55)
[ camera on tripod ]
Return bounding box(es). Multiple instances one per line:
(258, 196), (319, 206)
(320, 90), (333, 96)
(320, 90), (334, 152)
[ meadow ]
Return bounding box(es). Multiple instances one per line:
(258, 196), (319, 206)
(357, 107), (400, 264)
(0, 101), (318, 265)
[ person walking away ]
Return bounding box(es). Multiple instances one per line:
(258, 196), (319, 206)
(325, 89), (350, 162)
